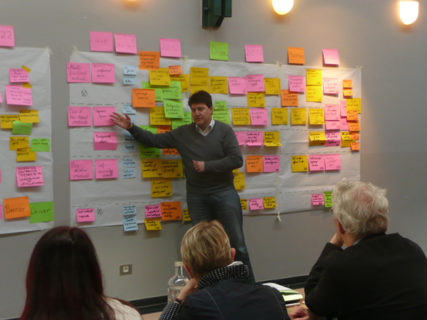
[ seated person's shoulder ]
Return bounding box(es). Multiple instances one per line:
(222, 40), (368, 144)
(105, 297), (141, 320)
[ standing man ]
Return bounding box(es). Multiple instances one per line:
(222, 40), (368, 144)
(111, 90), (254, 282)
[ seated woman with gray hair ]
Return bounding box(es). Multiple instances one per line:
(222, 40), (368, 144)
(160, 220), (290, 320)
(298, 179), (427, 320)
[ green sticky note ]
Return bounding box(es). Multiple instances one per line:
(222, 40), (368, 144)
(163, 99), (184, 119)
(29, 201), (54, 223)
(162, 81), (182, 100)
(31, 138), (50, 152)
(172, 112), (192, 130)
(12, 121), (32, 135)
(324, 191), (333, 208)
(214, 101), (227, 109)
(142, 82), (163, 101)
(139, 145), (161, 159)
(139, 125), (158, 134)
(213, 108), (231, 124)
(210, 41), (229, 61)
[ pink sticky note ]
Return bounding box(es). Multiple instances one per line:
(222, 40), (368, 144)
(235, 131), (246, 146)
(90, 31), (113, 52)
(246, 74), (265, 92)
(340, 100), (347, 117)
(0, 25), (15, 47)
(0, 205), (2, 219)
(0, 92), (3, 103)
(5, 85), (32, 106)
(322, 49), (340, 66)
(288, 75), (305, 93)
(325, 132), (341, 147)
(323, 78), (339, 95)
(16, 166), (44, 188)
(308, 155), (325, 172)
(324, 104), (340, 121)
(325, 121), (340, 131)
(114, 33), (137, 54)
(92, 63), (115, 84)
(76, 208), (95, 223)
(160, 38), (182, 58)
(324, 154), (341, 171)
(250, 108), (268, 126)
(228, 77), (246, 95)
(9, 68), (29, 83)
(93, 106), (115, 126)
(70, 160), (93, 180)
(245, 44), (264, 63)
(67, 62), (91, 83)
(339, 118), (349, 131)
(312, 194), (324, 206)
(145, 204), (161, 219)
(95, 159), (118, 180)
(249, 198), (264, 210)
(263, 155), (280, 172)
(68, 106), (92, 127)
(93, 131), (118, 150)
(246, 131), (263, 146)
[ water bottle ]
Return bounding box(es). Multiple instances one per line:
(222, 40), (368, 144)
(167, 261), (188, 303)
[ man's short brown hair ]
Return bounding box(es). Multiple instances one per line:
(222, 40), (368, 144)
(181, 220), (232, 279)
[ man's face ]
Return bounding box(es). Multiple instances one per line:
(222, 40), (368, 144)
(190, 103), (213, 130)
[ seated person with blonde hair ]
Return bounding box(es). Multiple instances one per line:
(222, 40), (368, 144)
(298, 179), (427, 320)
(160, 220), (290, 320)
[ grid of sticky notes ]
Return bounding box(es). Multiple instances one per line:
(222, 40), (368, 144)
(1, 58), (54, 224)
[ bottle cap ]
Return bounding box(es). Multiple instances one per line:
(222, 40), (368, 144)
(174, 261), (183, 267)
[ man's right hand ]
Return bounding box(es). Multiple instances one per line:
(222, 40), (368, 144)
(111, 112), (132, 129)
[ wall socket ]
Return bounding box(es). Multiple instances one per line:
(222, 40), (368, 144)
(119, 264), (132, 275)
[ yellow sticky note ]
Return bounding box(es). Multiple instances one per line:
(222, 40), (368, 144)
(343, 88), (353, 98)
(149, 68), (171, 86)
(306, 69), (322, 86)
(263, 197), (277, 209)
(21, 65), (31, 73)
(190, 67), (209, 86)
(190, 84), (210, 95)
(10, 136), (29, 150)
(306, 86), (322, 102)
(150, 107), (172, 126)
(16, 148), (36, 162)
(233, 172), (245, 191)
(343, 80), (353, 88)
(346, 98), (361, 113)
(1, 115), (20, 129)
(171, 74), (189, 92)
(22, 83), (32, 89)
(247, 92), (265, 107)
(291, 155), (309, 172)
(309, 131), (326, 146)
(264, 131), (281, 147)
(19, 110), (40, 123)
(341, 131), (352, 147)
(264, 78), (281, 95)
(151, 179), (172, 198)
(290, 108), (307, 125)
(271, 108), (289, 125)
(240, 199), (248, 211)
(209, 76), (228, 94)
(232, 108), (251, 126)
(182, 209), (192, 222)
(145, 219), (162, 231)
(308, 108), (324, 125)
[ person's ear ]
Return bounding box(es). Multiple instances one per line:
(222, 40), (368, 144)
(334, 218), (346, 235)
(184, 263), (194, 279)
(230, 248), (236, 262)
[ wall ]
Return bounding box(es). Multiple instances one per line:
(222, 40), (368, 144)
(1, 0), (426, 318)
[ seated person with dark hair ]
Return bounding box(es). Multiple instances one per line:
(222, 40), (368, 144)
(20, 226), (141, 320)
(160, 220), (290, 320)
(295, 179), (427, 320)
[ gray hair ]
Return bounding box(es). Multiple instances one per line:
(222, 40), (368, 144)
(332, 178), (389, 238)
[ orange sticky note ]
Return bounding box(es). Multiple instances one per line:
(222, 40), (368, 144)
(288, 47), (305, 65)
(343, 88), (353, 98)
(281, 89), (298, 107)
(245, 155), (263, 173)
(160, 201), (182, 221)
(168, 65), (182, 75)
(350, 132), (360, 141)
(138, 51), (160, 70)
(346, 109), (359, 122)
(343, 80), (353, 89)
(348, 121), (360, 132)
(3, 196), (30, 220)
(132, 89), (155, 108)
(350, 142), (360, 151)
